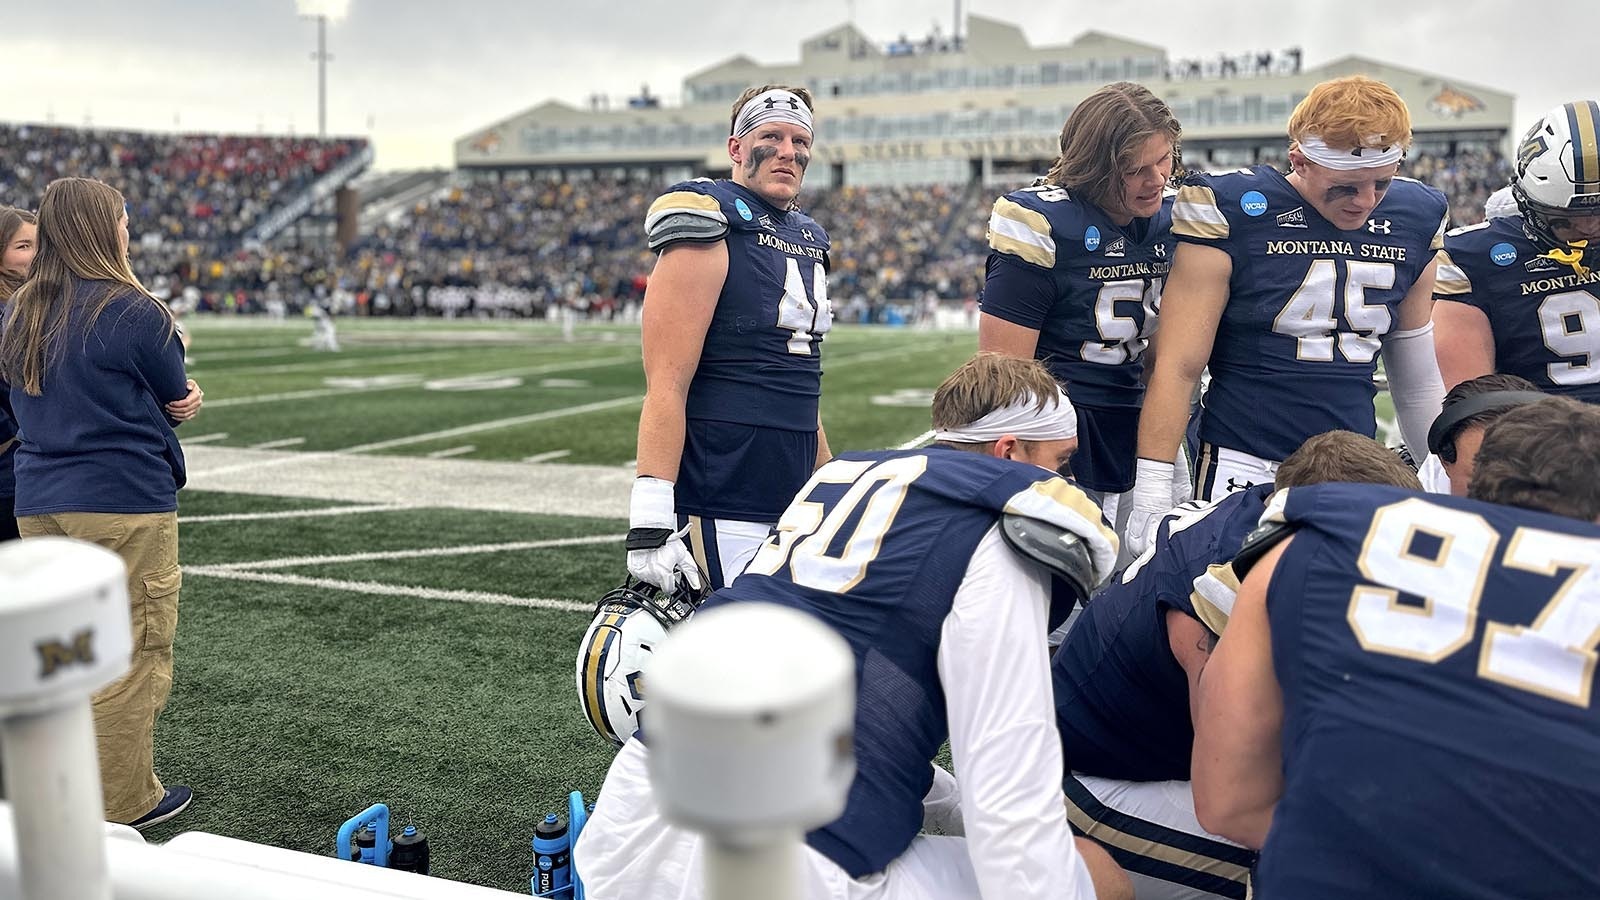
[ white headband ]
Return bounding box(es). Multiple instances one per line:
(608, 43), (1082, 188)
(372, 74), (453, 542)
(1297, 135), (1404, 171)
(732, 89), (814, 139)
(933, 388), (1078, 444)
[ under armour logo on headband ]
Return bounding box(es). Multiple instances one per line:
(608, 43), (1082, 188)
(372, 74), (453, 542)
(733, 89), (814, 138)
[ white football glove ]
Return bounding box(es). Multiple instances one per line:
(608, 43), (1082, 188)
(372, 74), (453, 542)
(1171, 446), (1195, 507)
(1123, 458), (1177, 559)
(626, 476), (704, 593)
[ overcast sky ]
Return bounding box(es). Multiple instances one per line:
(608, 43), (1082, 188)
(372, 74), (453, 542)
(6, 0), (1594, 170)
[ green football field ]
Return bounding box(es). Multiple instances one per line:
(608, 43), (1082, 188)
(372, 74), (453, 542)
(143, 316), (978, 892)
(134, 315), (1395, 892)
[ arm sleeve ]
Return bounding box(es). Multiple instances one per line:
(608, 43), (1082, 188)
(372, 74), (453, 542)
(938, 526), (1096, 900)
(1381, 322), (1446, 454)
(979, 253), (1057, 329)
(123, 299), (189, 403)
(1170, 179), (1235, 252)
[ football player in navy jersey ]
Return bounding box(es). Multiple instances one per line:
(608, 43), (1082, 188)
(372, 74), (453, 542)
(1414, 373), (1541, 495)
(627, 84), (834, 594)
(980, 82), (1182, 540)
(1053, 431), (1418, 900)
(1194, 397), (1600, 899)
(1434, 101), (1600, 402)
(577, 354), (1133, 900)
(1127, 76), (1450, 555)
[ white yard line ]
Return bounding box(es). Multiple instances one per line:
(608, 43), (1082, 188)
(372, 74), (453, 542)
(203, 533), (620, 571)
(341, 395), (643, 454)
(179, 503), (416, 524)
(181, 432), (230, 444)
(183, 567), (593, 613)
(204, 352), (638, 409)
(219, 348), (473, 377)
(522, 449), (572, 463)
(249, 437), (306, 450)
(895, 430), (936, 450)
(426, 445), (476, 459)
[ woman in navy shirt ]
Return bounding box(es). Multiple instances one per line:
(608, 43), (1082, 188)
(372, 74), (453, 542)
(0, 177), (203, 829)
(0, 206), (38, 543)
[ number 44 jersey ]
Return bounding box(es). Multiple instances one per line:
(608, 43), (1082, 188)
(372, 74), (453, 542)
(1173, 167), (1448, 462)
(645, 178), (833, 433)
(1256, 482), (1600, 900)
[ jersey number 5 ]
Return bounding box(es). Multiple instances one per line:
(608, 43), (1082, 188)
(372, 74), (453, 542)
(1082, 277), (1163, 365)
(1349, 498), (1600, 707)
(1272, 259), (1394, 363)
(777, 257), (832, 355)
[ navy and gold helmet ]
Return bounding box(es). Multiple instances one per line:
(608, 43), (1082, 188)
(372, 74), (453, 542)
(1512, 101), (1600, 252)
(574, 576), (708, 746)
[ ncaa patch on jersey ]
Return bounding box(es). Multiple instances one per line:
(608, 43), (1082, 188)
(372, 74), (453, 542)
(1490, 242), (1518, 266)
(735, 198), (753, 221)
(1084, 225), (1101, 251)
(1240, 191), (1269, 216)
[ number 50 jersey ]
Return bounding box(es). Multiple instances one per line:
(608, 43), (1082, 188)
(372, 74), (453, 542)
(1173, 167), (1448, 462)
(645, 179), (833, 521)
(1256, 482), (1600, 900)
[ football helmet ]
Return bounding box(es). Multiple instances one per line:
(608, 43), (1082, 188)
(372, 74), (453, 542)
(1511, 102), (1600, 250)
(575, 576), (708, 746)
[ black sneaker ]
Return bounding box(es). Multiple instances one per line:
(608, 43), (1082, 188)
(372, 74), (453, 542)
(129, 786), (193, 830)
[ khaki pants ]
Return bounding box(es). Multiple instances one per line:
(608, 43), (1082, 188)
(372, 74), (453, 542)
(18, 511), (180, 824)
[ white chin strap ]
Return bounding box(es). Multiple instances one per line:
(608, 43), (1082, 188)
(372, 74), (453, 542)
(732, 89), (814, 139)
(933, 388), (1077, 443)
(1298, 135), (1404, 171)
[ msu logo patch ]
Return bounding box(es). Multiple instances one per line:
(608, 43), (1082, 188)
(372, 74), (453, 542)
(36, 629), (96, 679)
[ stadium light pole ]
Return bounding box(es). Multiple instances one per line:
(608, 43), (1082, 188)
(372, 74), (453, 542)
(296, 0), (350, 139)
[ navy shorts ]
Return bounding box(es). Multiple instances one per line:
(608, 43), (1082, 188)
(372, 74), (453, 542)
(675, 419), (818, 522)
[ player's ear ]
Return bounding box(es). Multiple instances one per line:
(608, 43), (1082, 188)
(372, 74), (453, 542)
(993, 435), (1019, 461)
(726, 135), (743, 165)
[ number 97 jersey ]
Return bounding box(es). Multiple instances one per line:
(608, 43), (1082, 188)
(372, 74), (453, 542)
(645, 178), (833, 432)
(1255, 482), (1600, 900)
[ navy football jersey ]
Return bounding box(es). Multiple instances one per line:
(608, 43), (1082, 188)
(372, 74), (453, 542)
(983, 187), (1172, 492)
(983, 186), (1173, 408)
(1436, 215), (1600, 403)
(704, 448), (1115, 878)
(1173, 167), (1448, 460)
(1256, 483), (1600, 899)
(1053, 484), (1269, 782)
(645, 179), (833, 520)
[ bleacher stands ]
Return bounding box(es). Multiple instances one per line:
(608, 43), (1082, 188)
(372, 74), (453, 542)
(0, 123), (1513, 321)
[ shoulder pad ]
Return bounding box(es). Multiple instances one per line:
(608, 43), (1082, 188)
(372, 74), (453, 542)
(988, 194), (1058, 268)
(1172, 181), (1229, 241)
(1433, 248), (1474, 297)
(1000, 512), (1098, 604)
(1231, 519), (1295, 580)
(645, 211), (729, 252)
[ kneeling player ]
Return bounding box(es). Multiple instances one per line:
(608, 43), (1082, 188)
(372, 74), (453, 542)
(1194, 397), (1600, 898)
(1053, 431), (1419, 900)
(576, 354), (1131, 900)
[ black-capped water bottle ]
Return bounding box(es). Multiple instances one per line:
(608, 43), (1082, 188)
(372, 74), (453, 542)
(531, 813), (572, 898)
(390, 825), (431, 875)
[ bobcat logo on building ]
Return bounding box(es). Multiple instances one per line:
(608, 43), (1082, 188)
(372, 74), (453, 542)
(469, 130), (503, 155)
(36, 629), (96, 679)
(1427, 86), (1485, 120)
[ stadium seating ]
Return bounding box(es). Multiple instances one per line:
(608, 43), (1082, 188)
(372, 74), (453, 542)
(0, 124), (1510, 320)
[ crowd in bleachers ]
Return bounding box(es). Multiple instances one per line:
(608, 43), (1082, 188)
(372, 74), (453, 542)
(0, 122), (1515, 320)
(0, 122), (366, 286)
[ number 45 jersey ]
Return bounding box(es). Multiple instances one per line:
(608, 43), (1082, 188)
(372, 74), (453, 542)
(1173, 167), (1448, 462)
(1435, 214), (1600, 403)
(1256, 482), (1600, 900)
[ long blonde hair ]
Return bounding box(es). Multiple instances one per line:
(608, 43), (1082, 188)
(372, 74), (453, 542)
(1043, 82), (1183, 212)
(0, 178), (173, 395)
